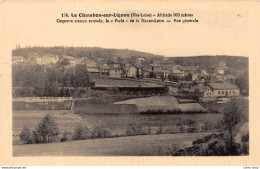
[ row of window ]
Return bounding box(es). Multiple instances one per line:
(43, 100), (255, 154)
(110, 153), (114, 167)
(217, 90), (236, 95)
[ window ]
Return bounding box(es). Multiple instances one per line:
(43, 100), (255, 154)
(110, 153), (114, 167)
(218, 91), (220, 95)
(222, 91), (224, 94)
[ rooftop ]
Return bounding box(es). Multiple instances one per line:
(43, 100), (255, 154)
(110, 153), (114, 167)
(208, 82), (239, 90)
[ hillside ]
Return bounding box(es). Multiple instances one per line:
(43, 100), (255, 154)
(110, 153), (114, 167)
(12, 47), (164, 63)
(13, 47), (248, 70)
(167, 55), (248, 72)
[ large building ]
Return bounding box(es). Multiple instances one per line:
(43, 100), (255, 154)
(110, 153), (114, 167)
(208, 82), (240, 97)
(37, 54), (59, 65)
(12, 56), (24, 64)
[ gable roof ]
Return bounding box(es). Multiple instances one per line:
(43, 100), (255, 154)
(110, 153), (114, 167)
(208, 82), (239, 90)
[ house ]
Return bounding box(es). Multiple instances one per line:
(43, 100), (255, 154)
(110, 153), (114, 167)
(108, 62), (121, 68)
(169, 65), (181, 73)
(217, 61), (227, 75)
(27, 52), (38, 63)
(99, 65), (110, 76)
(12, 56), (24, 64)
(208, 81), (240, 97)
(170, 69), (185, 77)
(122, 64), (136, 78)
(192, 74), (199, 81)
(141, 65), (153, 78)
(191, 86), (213, 98)
(37, 54), (59, 65)
(109, 67), (123, 78)
(150, 64), (161, 72)
(87, 67), (100, 78)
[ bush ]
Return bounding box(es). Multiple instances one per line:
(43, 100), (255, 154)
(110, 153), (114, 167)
(91, 127), (111, 138)
(125, 125), (142, 136)
(73, 124), (89, 140)
(60, 131), (69, 142)
(19, 126), (33, 144)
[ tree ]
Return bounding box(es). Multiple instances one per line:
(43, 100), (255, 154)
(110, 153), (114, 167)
(149, 72), (157, 79)
(19, 126), (33, 144)
(33, 114), (60, 143)
(60, 131), (69, 142)
(221, 97), (248, 155)
(235, 70), (249, 96)
(73, 124), (89, 140)
(75, 64), (91, 87)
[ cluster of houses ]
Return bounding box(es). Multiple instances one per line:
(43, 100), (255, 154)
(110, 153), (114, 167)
(13, 53), (241, 102)
(12, 53), (230, 81)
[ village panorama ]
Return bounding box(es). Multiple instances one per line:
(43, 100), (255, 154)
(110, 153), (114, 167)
(12, 46), (249, 156)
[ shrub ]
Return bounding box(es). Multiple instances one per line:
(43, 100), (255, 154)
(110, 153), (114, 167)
(60, 131), (69, 142)
(91, 127), (111, 138)
(73, 124), (89, 140)
(19, 126), (33, 144)
(125, 125), (142, 136)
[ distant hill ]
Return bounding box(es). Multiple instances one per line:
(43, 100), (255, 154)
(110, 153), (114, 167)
(167, 55), (248, 72)
(12, 47), (164, 63)
(12, 47), (248, 70)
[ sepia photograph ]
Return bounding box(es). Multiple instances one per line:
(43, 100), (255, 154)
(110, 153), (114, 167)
(1, 0), (260, 166)
(12, 47), (249, 156)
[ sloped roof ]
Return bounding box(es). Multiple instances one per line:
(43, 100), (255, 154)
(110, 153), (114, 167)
(208, 82), (239, 90)
(87, 67), (99, 73)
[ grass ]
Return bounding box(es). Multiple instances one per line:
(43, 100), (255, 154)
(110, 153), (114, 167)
(84, 113), (223, 135)
(13, 132), (214, 156)
(12, 110), (90, 145)
(114, 96), (205, 112)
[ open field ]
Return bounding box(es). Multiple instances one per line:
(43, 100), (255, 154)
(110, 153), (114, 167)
(13, 132), (214, 156)
(13, 109), (223, 144)
(85, 113), (223, 135)
(13, 111), (88, 145)
(114, 96), (205, 112)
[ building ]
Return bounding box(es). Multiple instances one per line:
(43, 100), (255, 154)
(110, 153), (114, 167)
(150, 64), (161, 72)
(37, 54), (59, 65)
(27, 52), (38, 63)
(208, 81), (240, 97)
(192, 74), (199, 81)
(108, 62), (121, 68)
(109, 67), (123, 78)
(12, 56), (24, 64)
(217, 61), (227, 75)
(192, 86), (213, 98)
(87, 67), (100, 78)
(99, 65), (110, 76)
(123, 65), (136, 78)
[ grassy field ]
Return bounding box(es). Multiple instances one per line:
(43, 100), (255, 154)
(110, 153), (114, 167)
(13, 132), (214, 156)
(13, 110), (89, 145)
(85, 113), (223, 135)
(114, 96), (205, 112)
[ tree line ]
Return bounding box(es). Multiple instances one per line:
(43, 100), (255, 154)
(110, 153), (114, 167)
(13, 64), (94, 97)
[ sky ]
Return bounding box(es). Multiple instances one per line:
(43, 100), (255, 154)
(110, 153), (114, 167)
(1, 0), (249, 57)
